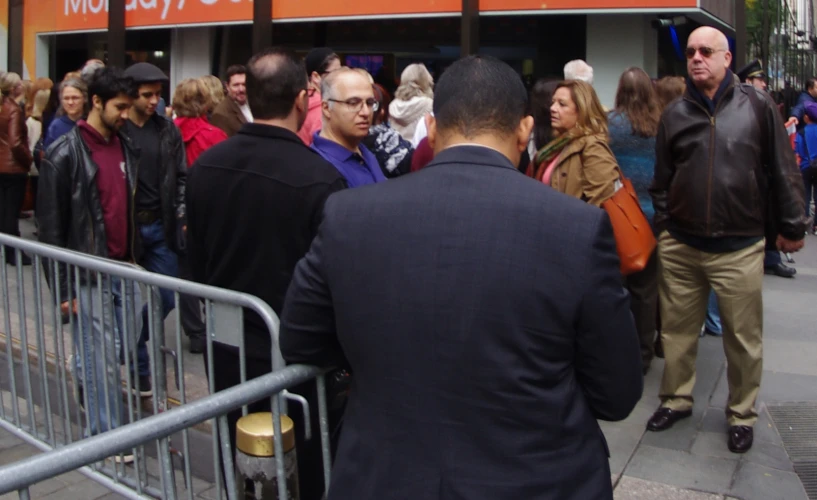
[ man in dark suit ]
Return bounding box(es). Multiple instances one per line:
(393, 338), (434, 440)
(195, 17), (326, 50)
(280, 55), (643, 500)
(210, 64), (251, 137)
(186, 48), (346, 500)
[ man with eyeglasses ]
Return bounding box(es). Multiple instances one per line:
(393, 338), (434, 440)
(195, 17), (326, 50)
(648, 26), (807, 453)
(311, 67), (386, 187)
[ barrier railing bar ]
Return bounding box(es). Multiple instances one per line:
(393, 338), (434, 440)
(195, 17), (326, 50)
(0, 364), (326, 495)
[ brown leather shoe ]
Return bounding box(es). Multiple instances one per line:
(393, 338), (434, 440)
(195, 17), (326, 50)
(728, 425), (753, 453)
(646, 407), (693, 432)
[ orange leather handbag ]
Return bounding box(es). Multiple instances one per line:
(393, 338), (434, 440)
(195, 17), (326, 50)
(602, 177), (656, 275)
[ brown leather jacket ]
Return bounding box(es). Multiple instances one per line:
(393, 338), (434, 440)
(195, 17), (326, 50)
(650, 75), (807, 241)
(210, 97), (247, 138)
(0, 96), (32, 175)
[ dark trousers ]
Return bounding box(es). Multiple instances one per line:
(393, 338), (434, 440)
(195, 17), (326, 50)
(177, 255), (205, 338)
(136, 221), (179, 377)
(804, 170), (814, 220)
(208, 344), (327, 500)
(764, 238), (782, 268)
(0, 174), (28, 243)
(625, 250), (659, 369)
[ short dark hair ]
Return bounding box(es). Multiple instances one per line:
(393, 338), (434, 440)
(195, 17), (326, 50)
(225, 64), (247, 84)
(433, 55), (528, 138)
(808, 77), (817, 91)
(245, 48), (307, 120)
(86, 67), (137, 106)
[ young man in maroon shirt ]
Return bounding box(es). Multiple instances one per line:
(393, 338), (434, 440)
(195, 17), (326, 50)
(38, 67), (140, 457)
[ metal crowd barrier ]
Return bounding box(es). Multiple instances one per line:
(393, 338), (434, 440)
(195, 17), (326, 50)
(0, 364), (329, 499)
(0, 233), (332, 499)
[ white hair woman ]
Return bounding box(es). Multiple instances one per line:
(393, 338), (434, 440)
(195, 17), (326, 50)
(388, 63), (434, 142)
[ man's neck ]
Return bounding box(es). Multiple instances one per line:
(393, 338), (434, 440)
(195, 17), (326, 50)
(436, 133), (519, 166)
(128, 110), (151, 127)
(67, 113), (82, 122)
(319, 128), (361, 154)
(234, 98), (246, 108)
(253, 117), (299, 134)
(86, 113), (112, 141)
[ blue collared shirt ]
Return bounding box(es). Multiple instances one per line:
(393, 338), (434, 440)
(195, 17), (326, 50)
(311, 132), (386, 188)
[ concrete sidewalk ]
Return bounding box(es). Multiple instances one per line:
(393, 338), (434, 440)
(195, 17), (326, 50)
(2, 217), (817, 499)
(605, 240), (817, 500)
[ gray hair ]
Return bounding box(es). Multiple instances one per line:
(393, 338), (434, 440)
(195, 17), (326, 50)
(80, 60), (105, 84)
(394, 63), (434, 101)
(56, 78), (88, 117)
(564, 60), (594, 85)
(0, 72), (21, 96)
(320, 67), (358, 105)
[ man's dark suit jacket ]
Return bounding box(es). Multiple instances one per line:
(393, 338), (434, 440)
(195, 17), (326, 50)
(280, 145), (643, 500)
(210, 96), (247, 138)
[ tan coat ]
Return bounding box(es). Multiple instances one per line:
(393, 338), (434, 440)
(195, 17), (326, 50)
(547, 133), (620, 207)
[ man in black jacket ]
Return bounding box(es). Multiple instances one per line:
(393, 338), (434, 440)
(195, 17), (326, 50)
(280, 55), (642, 500)
(38, 68), (140, 454)
(648, 27), (807, 453)
(122, 62), (187, 397)
(186, 48), (346, 500)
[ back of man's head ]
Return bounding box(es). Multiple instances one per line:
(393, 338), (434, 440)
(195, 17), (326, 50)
(87, 66), (136, 108)
(807, 77), (817, 92)
(432, 55), (528, 141)
(564, 60), (594, 85)
(246, 47), (307, 121)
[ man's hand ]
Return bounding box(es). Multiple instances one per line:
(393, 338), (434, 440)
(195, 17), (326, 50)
(777, 235), (805, 253)
(786, 117), (799, 129)
(60, 299), (78, 316)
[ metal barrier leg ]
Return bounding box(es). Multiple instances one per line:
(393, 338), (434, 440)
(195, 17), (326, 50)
(218, 415), (237, 500)
(32, 256), (54, 445)
(316, 374), (332, 494)
(1, 245), (21, 426)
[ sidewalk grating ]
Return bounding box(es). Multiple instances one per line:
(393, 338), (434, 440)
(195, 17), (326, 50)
(767, 403), (817, 499)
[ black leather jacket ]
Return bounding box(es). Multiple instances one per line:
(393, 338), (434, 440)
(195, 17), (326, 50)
(651, 75), (807, 241)
(37, 127), (141, 299)
(122, 114), (187, 253)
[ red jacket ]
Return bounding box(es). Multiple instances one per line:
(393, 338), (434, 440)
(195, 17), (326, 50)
(174, 116), (228, 167)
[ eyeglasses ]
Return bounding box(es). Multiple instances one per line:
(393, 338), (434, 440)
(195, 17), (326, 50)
(327, 97), (380, 113)
(685, 46), (725, 59)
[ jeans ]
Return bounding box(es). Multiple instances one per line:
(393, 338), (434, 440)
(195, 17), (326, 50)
(705, 290), (722, 336)
(72, 277), (142, 435)
(136, 221), (178, 377)
(764, 249), (782, 268)
(0, 174), (27, 241)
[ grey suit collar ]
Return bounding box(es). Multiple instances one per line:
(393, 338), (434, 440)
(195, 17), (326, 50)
(427, 144), (518, 171)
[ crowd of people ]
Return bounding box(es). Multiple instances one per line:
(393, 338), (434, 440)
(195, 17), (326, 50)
(0, 24), (810, 498)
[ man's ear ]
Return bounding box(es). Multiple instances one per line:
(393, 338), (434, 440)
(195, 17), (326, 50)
(427, 114), (437, 152)
(321, 100), (331, 120)
(295, 89), (308, 114)
(517, 115), (534, 152)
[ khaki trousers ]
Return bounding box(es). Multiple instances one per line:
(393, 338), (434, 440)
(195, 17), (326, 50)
(657, 231), (765, 426)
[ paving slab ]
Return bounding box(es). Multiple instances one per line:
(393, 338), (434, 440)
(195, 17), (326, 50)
(639, 408), (704, 452)
(762, 338), (817, 377)
(614, 476), (725, 500)
(626, 445), (738, 494)
(727, 462), (808, 500)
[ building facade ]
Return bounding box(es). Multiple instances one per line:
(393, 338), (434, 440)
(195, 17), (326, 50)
(4, 0), (742, 107)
